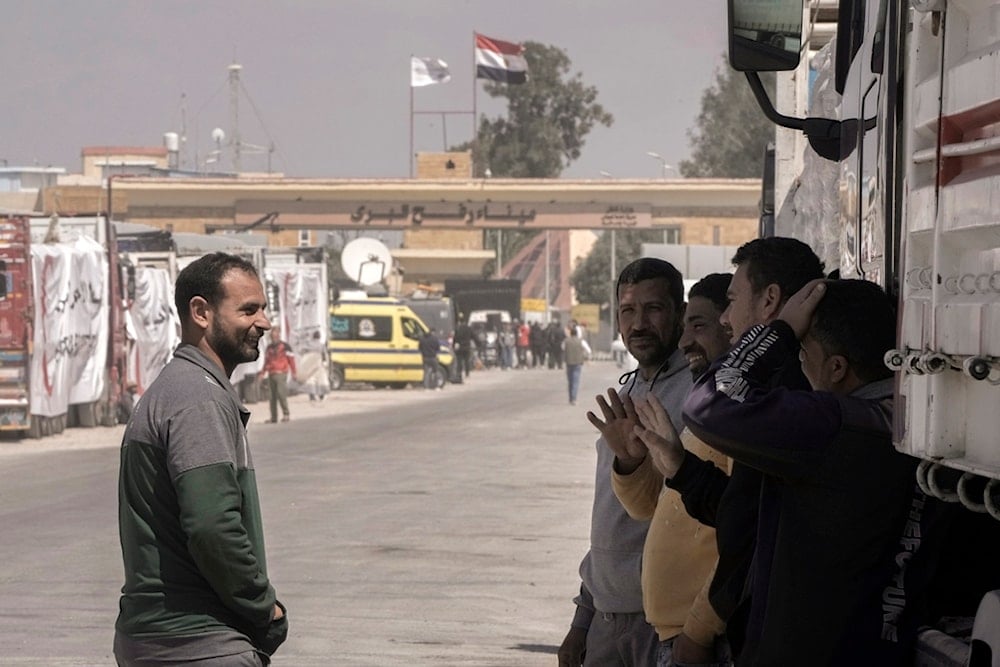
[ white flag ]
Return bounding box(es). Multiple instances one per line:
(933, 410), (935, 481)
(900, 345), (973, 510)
(411, 56), (451, 87)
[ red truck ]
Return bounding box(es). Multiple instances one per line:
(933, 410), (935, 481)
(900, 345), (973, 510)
(0, 216), (34, 433)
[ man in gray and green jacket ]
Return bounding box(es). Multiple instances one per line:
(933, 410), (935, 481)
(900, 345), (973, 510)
(115, 252), (288, 666)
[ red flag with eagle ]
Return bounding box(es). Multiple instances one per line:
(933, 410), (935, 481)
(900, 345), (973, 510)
(474, 33), (527, 84)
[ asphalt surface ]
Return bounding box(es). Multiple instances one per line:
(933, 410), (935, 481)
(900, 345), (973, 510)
(0, 359), (630, 666)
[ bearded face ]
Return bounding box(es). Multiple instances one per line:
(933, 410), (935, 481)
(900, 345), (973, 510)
(617, 278), (682, 376)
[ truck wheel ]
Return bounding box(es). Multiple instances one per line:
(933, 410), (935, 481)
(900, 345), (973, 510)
(435, 365), (448, 389)
(77, 402), (98, 428)
(329, 365), (345, 391)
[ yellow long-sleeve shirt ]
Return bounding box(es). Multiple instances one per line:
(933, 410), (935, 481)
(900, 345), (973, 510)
(611, 428), (729, 644)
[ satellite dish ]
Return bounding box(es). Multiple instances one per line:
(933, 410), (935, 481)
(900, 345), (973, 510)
(341, 237), (392, 286)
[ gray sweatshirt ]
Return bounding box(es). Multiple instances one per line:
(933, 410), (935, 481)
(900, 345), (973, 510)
(574, 348), (692, 622)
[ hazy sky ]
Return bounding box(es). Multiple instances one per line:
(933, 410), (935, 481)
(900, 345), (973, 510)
(3, 1), (729, 179)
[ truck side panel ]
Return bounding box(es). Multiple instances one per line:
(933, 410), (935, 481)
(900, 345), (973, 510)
(0, 218), (32, 430)
(896, 1), (1000, 488)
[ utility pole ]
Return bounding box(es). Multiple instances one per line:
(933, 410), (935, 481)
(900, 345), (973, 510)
(609, 230), (616, 348)
(229, 64), (242, 173)
(544, 231), (551, 324)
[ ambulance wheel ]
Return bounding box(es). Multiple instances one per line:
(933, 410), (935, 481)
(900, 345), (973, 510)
(329, 365), (345, 391)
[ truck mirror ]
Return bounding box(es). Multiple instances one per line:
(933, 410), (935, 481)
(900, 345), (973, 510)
(728, 0), (803, 72)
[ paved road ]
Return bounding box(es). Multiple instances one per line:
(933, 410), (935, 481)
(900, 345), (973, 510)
(0, 360), (631, 666)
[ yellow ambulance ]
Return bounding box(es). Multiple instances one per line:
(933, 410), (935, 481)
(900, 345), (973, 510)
(328, 297), (454, 389)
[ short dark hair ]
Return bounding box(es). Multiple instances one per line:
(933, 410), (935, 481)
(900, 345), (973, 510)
(732, 237), (825, 300)
(175, 252), (259, 324)
(615, 258), (684, 311)
(688, 273), (731, 313)
(811, 279), (896, 383)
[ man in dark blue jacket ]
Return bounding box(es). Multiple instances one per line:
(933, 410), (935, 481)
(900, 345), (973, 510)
(667, 279), (951, 665)
(419, 327), (442, 389)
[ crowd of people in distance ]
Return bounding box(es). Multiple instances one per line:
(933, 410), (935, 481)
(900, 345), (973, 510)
(452, 316), (591, 376)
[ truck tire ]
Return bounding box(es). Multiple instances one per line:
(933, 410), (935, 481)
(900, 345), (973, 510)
(435, 364), (448, 389)
(27, 416), (42, 439)
(76, 402), (98, 428)
(329, 365), (345, 391)
(100, 401), (117, 427)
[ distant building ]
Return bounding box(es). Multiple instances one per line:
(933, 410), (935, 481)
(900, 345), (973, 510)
(81, 146), (168, 179)
(0, 166), (66, 212)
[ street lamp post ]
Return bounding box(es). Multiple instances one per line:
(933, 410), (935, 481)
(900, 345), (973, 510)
(646, 151), (674, 178)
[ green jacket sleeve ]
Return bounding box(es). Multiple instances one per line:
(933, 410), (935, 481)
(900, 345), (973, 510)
(175, 462), (276, 631)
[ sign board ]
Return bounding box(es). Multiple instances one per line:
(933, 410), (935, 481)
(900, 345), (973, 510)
(234, 200), (655, 230)
(521, 298), (547, 312)
(571, 304), (601, 331)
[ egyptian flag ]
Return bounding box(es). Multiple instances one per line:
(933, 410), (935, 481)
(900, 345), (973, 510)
(475, 33), (527, 84)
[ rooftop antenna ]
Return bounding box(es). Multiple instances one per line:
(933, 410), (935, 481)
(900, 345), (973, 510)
(228, 63), (242, 173)
(179, 92), (188, 169)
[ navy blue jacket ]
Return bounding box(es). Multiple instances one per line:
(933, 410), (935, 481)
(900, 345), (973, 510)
(682, 321), (951, 666)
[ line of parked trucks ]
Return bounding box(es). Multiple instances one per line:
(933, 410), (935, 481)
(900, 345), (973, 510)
(0, 213), (526, 439)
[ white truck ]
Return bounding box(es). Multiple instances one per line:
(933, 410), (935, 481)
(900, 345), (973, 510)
(729, 0), (1000, 661)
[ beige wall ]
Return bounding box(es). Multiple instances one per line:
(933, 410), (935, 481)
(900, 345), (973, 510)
(415, 151), (472, 179)
(671, 216), (758, 246)
(404, 228), (482, 250)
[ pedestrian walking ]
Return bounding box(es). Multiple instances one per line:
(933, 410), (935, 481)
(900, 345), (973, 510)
(115, 252), (288, 665)
(420, 327), (442, 389)
(499, 322), (516, 370)
(530, 322), (546, 368)
(546, 321), (566, 369)
(261, 327), (296, 423)
(454, 315), (474, 381)
(563, 327), (590, 404)
(516, 319), (531, 368)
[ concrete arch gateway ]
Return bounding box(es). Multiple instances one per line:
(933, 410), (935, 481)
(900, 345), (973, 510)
(111, 176), (760, 237)
(111, 175), (761, 313)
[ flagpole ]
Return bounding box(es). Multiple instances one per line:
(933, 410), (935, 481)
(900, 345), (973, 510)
(409, 55), (414, 178)
(472, 32), (478, 177)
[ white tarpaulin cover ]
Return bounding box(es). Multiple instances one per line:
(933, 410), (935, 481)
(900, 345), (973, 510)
(271, 267), (329, 391)
(126, 266), (180, 393)
(30, 237), (109, 417)
(273, 266), (328, 356)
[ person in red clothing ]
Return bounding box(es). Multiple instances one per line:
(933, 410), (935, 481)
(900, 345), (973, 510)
(261, 327), (296, 423)
(515, 319), (531, 369)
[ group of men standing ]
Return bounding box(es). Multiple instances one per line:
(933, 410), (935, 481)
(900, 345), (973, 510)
(559, 237), (990, 666)
(109, 239), (993, 666)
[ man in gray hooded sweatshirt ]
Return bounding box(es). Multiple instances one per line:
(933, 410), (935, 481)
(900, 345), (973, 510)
(558, 258), (691, 666)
